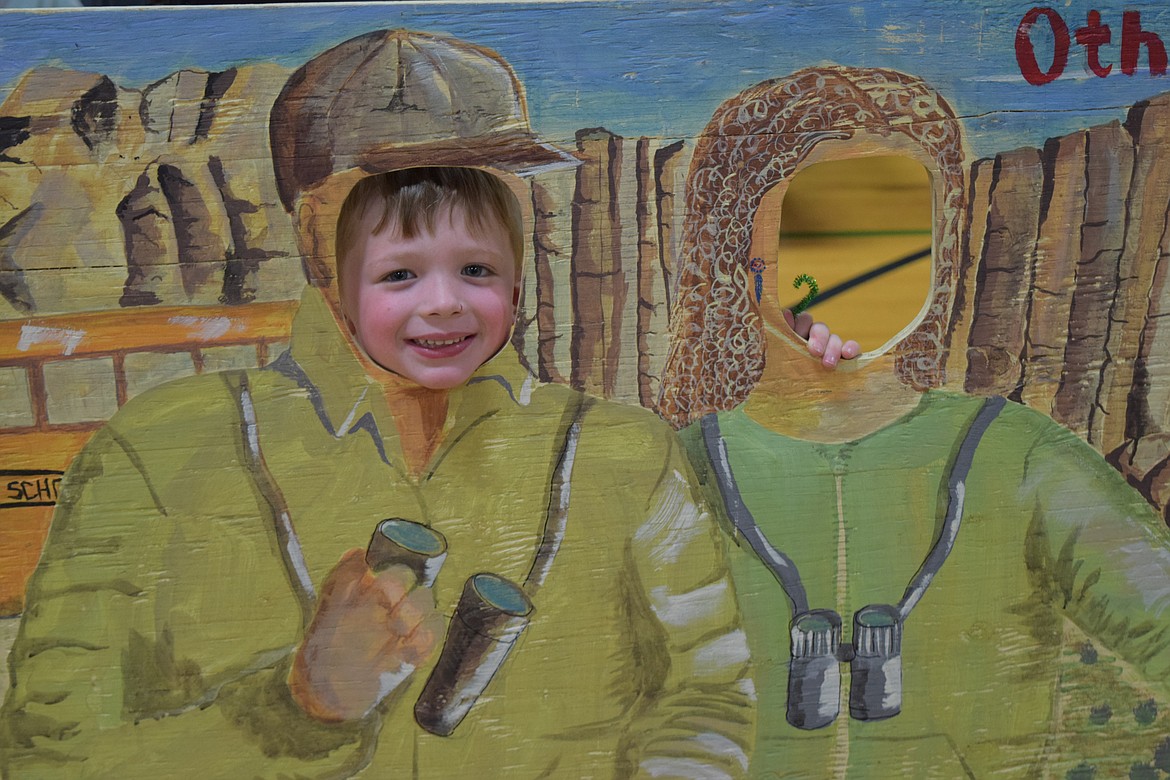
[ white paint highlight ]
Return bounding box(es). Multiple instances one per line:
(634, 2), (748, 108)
(634, 470), (705, 566)
(639, 758), (733, 780)
(692, 733), (749, 771)
(18, 325), (85, 356)
(649, 581), (729, 628)
(693, 629), (751, 675)
(168, 315), (235, 340)
(373, 663), (416, 712)
(518, 374), (535, 406)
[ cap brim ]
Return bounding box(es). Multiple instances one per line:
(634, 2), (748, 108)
(356, 133), (582, 179)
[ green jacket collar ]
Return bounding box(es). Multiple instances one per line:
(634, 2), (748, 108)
(278, 285), (538, 472)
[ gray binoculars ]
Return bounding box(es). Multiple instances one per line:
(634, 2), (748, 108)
(786, 605), (902, 730)
(366, 518), (533, 737)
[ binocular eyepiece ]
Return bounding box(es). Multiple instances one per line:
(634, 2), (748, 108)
(366, 518), (448, 586)
(786, 604), (903, 730)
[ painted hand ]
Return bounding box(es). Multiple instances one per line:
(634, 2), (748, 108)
(784, 309), (861, 368)
(289, 549), (443, 722)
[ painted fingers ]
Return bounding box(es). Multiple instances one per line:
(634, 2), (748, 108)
(290, 549), (442, 722)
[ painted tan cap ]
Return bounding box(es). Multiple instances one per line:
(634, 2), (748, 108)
(270, 29), (580, 211)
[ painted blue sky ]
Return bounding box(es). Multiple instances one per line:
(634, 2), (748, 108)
(2, 1), (1170, 157)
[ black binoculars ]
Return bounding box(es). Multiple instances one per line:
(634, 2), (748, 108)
(366, 518), (533, 737)
(786, 604), (903, 730)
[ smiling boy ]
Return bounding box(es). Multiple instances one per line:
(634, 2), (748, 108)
(335, 170), (522, 392)
(1, 166), (756, 778)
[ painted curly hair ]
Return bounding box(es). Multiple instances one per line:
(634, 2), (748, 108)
(657, 66), (967, 429)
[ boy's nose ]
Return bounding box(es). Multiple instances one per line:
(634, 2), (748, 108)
(423, 276), (464, 316)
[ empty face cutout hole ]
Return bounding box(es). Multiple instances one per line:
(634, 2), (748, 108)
(777, 155), (932, 352)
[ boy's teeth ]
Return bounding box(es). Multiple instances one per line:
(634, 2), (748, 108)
(417, 336), (466, 347)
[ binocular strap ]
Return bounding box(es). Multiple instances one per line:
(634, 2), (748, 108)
(700, 396), (1005, 728)
(230, 372), (318, 628)
(700, 395), (1004, 624)
(524, 394), (590, 596)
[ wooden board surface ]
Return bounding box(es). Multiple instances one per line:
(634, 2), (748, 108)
(4, 4), (1170, 778)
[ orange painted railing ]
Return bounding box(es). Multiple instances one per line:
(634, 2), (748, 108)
(0, 300), (298, 615)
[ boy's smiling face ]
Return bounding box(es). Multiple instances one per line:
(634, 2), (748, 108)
(340, 202), (519, 390)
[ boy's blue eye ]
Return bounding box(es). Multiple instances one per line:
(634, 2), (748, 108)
(384, 269), (415, 282)
(462, 264), (493, 278)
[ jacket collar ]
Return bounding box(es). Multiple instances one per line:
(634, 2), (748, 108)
(275, 285), (537, 472)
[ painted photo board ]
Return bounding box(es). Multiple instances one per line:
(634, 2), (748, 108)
(1, 2), (1170, 777)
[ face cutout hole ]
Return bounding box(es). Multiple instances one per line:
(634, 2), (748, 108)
(777, 155), (933, 352)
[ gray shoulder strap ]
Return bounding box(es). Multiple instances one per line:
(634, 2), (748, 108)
(225, 371), (317, 627)
(701, 413), (811, 616)
(897, 395), (1005, 618)
(524, 393), (589, 595)
(701, 394), (1007, 621)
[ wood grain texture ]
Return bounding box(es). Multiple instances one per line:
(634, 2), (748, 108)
(1105, 93), (1170, 452)
(569, 129), (627, 397)
(4, 0), (1170, 592)
(965, 147), (1043, 397)
(1019, 132), (1086, 415)
(1054, 122), (1132, 442)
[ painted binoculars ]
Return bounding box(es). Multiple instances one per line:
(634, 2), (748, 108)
(365, 519), (534, 737)
(365, 517), (449, 586)
(415, 572), (533, 736)
(786, 604), (903, 730)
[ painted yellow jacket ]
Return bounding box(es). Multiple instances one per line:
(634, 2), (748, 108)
(1, 287), (753, 779)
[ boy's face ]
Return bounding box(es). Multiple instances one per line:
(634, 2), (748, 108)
(340, 202), (519, 390)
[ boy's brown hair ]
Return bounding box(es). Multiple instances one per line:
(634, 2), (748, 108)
(334, 167), (525, 292)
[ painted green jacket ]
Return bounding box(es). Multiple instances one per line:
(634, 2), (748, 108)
(681, 394), (1170, 779)
(0, 287), (753, 779)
